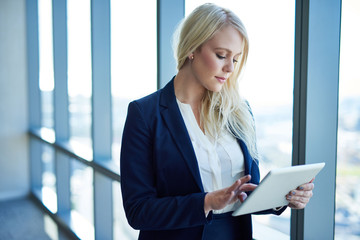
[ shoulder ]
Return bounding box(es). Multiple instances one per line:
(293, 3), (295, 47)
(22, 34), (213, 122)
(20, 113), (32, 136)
(128, 90), (161, 121)
(127, 77), (175, 119)
(133, 89), (161, 108)
(129, 77), (175, 114)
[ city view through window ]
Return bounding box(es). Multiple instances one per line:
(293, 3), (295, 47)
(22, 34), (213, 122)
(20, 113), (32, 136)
(335, 0), (360, 239)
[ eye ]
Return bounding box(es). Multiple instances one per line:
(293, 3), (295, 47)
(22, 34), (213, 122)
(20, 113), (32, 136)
(216, 53), (226, 59)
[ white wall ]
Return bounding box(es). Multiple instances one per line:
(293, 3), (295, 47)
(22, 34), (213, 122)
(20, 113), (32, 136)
(0, 0), (30, 200)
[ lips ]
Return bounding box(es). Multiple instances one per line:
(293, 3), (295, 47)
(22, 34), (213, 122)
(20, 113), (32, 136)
(215, 76), (226, 83)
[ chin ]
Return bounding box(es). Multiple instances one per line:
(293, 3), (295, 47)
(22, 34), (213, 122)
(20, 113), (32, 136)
(209, 84), (224, 93)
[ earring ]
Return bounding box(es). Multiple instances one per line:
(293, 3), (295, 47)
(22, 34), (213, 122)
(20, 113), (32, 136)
(189, 54), (194, 60)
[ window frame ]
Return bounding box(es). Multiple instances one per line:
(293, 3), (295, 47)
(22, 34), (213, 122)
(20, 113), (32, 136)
(291, 0), (341, 239)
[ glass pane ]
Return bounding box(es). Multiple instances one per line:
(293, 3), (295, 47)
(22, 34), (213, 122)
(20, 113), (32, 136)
(113, 181), (139, 240)
(335, 0), (360, 239)
(111, 0), (157, 163)
(41, 144), (57, 213)
(38, 0), (54, 129)
(70, 159), (94, 240)
(38, 0), (57, 215)
(67, 0), (92, 150)
(185, 1), (294, 238)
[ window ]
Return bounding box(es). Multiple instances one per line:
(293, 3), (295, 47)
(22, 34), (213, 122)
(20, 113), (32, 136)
(38, 0), (54, 129)
(111, 0), (157, 165)
(41, 144), (57, 213)
(67, 0), (92, 150)
(70, 160), (94, 240)
(32, 0), (156, 239)
(335, 0), (360, 238)
(111, 1), (156, 238)
(185, 1), (295, 238)
(38, 0), (57, 214)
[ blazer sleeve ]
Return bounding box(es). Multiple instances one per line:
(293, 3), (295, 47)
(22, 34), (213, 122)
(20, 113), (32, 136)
(120, 101), (212, 231)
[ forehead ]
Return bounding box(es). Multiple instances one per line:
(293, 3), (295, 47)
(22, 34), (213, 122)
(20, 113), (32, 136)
(205, 25), (243, 55)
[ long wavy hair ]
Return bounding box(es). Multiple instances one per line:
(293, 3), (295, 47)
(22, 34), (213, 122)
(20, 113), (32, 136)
(173, 3), (258, 160)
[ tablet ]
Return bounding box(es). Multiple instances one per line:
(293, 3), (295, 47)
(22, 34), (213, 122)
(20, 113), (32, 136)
(232, 162), (325, 216)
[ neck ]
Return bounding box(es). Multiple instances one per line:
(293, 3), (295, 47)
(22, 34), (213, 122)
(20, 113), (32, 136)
(174, 64), (205, 107)
(174, 65), (207, 132)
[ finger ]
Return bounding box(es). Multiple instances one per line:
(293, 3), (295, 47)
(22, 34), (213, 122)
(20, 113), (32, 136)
(239, 174), (252, 184)
(238, 192), (248, 202)
(227, 175), (251, 193)
(227, 179), (242, 193)
(239, 183), (257, 192)
(286, 193), (311, 204)
(289, 189), (313, 198)
(297, 182), (314, 191)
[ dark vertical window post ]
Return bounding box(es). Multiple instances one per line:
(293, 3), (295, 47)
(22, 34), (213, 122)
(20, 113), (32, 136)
(52, 0), (71, 217)
(91, 0), (113, 238)
(27, 0), (42, 192)
(157, 0), (185, 88)
(292, 0), (341, 239)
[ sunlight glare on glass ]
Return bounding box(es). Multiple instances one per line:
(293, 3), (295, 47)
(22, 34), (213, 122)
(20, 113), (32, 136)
(335, 0), (360, 239)
(38, 0), (54, 92)
(41, 186), (57, 213)
(44, 215), (61, 240)
(339, 0), (360, 98)
(111, 0), (157, 99)
(67, 0), (92, 98)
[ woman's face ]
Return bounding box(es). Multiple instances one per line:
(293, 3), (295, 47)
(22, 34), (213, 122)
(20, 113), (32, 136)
(191, 25), (243, 93)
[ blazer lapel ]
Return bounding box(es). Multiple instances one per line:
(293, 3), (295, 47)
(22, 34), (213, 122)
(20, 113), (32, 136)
(159, 78), (204, 192)
(237, 138), (255, 177)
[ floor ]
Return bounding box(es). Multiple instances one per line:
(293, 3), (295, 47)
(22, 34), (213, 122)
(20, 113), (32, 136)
(0, 197), (74, 240)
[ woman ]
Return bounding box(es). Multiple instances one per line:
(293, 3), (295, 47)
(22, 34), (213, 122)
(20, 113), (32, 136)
(120, 3), (314, 240)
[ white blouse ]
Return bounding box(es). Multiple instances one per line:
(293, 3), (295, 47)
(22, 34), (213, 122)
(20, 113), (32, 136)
(177, 99), (245, 213)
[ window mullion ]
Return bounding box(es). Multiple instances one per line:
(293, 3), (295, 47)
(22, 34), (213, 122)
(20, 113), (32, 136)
(157, 0), (185, 88)
(292, 0), (341, 239)
(90, 0), (113, 239)
(52, 0), (71, 215)
(27, 0), (42, 191)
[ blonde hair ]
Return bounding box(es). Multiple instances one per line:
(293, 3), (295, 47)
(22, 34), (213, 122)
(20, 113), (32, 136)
(173, 3), (258, 160)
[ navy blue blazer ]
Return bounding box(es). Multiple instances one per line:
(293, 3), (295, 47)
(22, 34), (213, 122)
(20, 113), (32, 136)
(120, 78), (281, 240)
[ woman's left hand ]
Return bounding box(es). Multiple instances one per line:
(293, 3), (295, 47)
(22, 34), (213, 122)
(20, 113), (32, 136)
(286, 179), (315, 209)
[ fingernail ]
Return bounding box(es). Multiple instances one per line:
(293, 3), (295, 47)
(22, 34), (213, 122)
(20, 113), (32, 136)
(292, 191), (296, 195)
(299, 187), (304, 190)
(287, 195), (291, 200)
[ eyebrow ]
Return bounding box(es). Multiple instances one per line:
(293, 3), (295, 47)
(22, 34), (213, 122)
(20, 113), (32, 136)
(214, 47), (242, 56)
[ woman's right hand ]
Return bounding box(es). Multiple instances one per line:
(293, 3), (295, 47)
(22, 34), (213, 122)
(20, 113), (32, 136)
(204, 175), (257, 215)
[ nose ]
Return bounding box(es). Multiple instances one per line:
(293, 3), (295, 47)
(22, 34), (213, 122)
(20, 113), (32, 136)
(223, 59), (234, 73)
